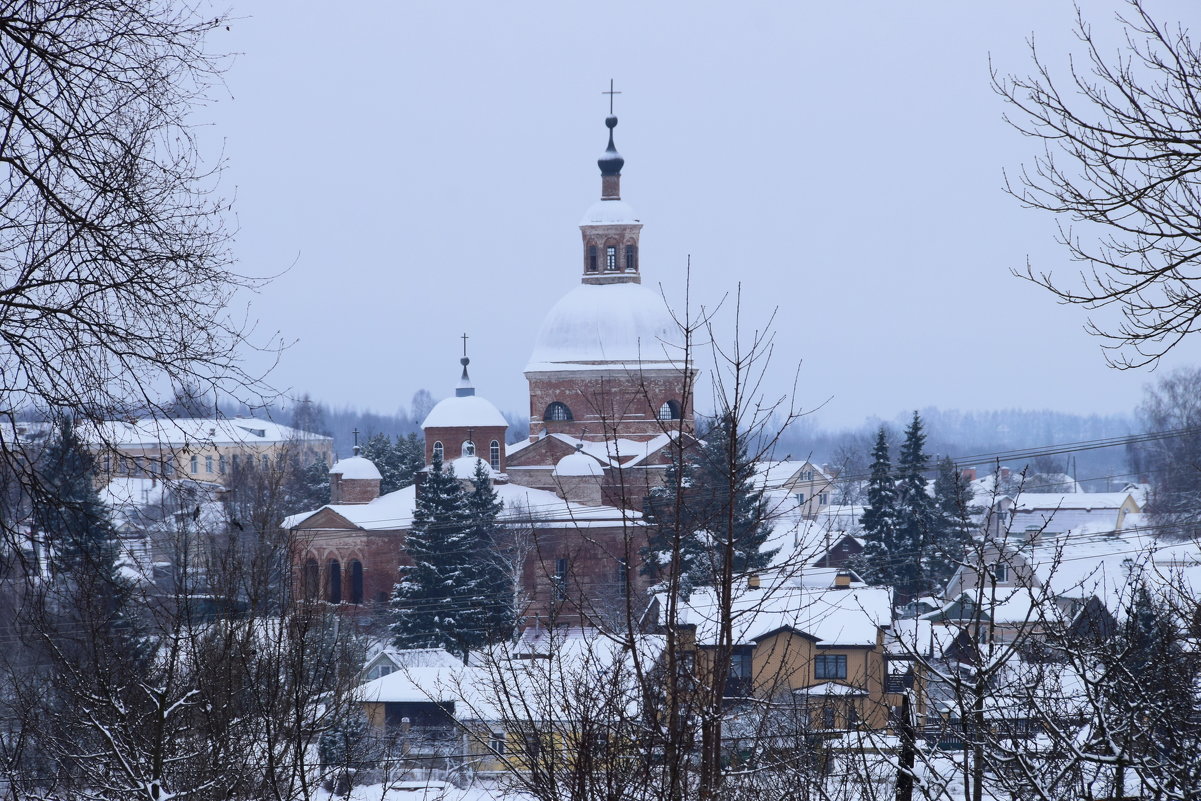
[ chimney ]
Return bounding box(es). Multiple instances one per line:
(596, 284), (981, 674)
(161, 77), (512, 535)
(834, 570), (852, 590)
(961, 467), (977, 482)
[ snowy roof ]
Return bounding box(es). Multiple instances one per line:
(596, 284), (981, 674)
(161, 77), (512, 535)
(282, 481), (640, 531)
(329, 455), (381, 480)
(754, 460), (831, 490)
(579, 198), (640, 226)
(794, 681), (869, 697)
(553, 449), (605, 477)
(421, 394), (508, 429)
(663, 583), (891, 647)
(82, 417), (331, 449)
(525, 283), (683, 373)
(540, 431), (677, 469)
(1008, 492), (1138, 512)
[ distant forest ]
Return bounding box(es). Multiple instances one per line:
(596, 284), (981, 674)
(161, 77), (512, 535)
(222, 393), (1136, 492)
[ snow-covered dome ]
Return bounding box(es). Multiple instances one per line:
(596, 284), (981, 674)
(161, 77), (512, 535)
(553, 450), (604, 478)
(580, 199), (639, 226)
(526, 282), (680, 372)
(449, 455), (494, 479)
(329, 455), (381, 480)
(421, 394), (508, 429)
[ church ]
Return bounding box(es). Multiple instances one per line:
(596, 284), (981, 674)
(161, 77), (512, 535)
(284, 109), (695, 625)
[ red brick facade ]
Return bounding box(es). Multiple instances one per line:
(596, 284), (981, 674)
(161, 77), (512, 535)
(423, 424), (506, 470)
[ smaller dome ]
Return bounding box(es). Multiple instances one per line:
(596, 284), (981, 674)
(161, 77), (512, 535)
(422, 394), (508, 429)
(449, 455), (494, 479)
(553, 450), (604, 478)
(329, 455), (381, 480)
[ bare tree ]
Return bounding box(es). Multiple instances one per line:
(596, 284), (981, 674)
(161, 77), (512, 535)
(0, 1), (270, 477)
(996, 0), (1201, 368)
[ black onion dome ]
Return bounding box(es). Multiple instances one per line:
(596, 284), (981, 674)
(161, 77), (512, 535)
(598, 115), (624, 176)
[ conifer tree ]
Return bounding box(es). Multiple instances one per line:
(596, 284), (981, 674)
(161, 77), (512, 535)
(462, 459), (515, 646)
(35, 421), (121, 585)
(361, 432), (426, 494)
(641, 450), (705, 598)
(391, 453), (473, 657)
(858, 426), (897, 588)
(930, 456), (974, 589)
(893, 412), (937, 601)
(643, 412), (775, 596)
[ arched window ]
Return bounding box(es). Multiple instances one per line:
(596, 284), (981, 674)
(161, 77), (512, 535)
(302, 559), (319, 600)
(462, 440), (475, 457)
(625, 244), (638, 271)
(657, 400), (681, 421)
(587, 244), (598, 272)
(205, 455), (213, 473)
(545, 402), (573, 422)
(605, 245), (617, 271)
(433, 441), (444, 460)
(328, 560), (342, 604)
(349, 560), (364, 604)
(490, 440), (501, 469)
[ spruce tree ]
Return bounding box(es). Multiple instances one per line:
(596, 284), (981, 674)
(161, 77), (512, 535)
(462, 459), (515, 646)
(35, 421), (121, 582)
(930, 456), (974, 590)
(643, 412), (775, 596)
(392, 453), (471, 656)
(858, 426), (897, 588)
(361, 432), (425, 494)
(893, 412), (937, 602)
(640, 449), (705, 598)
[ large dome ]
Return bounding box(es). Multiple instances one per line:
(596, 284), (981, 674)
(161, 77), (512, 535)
(525, 282), (681, 373)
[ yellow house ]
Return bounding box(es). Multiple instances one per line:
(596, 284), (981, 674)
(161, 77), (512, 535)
(756, 460), (837, 518)
(644, 581), (910, 735)
(82, 416), (333, 487)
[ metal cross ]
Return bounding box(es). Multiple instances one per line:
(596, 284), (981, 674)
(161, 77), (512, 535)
(603, 79), (621, 114)
(461, 332), (469, 358)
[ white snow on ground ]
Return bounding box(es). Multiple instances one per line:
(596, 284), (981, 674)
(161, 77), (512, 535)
(314, 781), (527, 801)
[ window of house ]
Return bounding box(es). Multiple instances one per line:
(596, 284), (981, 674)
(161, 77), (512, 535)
(103, 454), (111, 473)
(205, 455), (213, 473)
(433, 441), (444, 460)
(605, 246), (617, 270)
(822, 706), (836, 730)
(991, 563), (1009, 583)
(554, 557), (568, 601)
(365, 663), (395, 681)
(545, 402), (573, 422)
(730, 650), (752, 679)
(328, 560), (342, 604)
(232, 454), (239, 470)
(190, 455), (198, 473)
(625, 244), (637, 271)
(261, 454), (270, 470)
(302, 559), (319, 600)
(819, 493), (829, 505)
(796, 493), (806, 505)
(349, 560), (364, 604)
(588, 245), (598, 272)
(657, 400), (680, 421)
(490, 732), (506, 755)
(218, 454), (226, 474)
(815, 654), (847, 680)
(490, 440), (500, 469)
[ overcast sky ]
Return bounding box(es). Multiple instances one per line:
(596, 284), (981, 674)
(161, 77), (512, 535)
(205, 1), (1200, 430)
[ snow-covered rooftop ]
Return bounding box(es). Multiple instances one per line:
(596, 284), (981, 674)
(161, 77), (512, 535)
(283, 481), (640, 532)
(554, 449), (604, 477)
(82, 417), (330, 449)
(663, 583), (891, 648)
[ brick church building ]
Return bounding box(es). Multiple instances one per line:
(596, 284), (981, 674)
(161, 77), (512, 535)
(285, 111), (695, 625)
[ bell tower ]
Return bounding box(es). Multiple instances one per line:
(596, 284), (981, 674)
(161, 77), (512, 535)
(580, 100), (643, 286)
